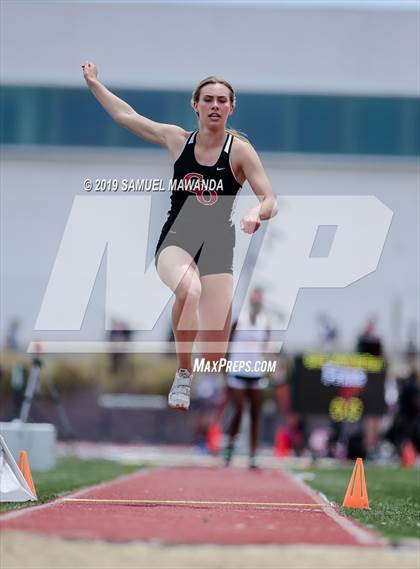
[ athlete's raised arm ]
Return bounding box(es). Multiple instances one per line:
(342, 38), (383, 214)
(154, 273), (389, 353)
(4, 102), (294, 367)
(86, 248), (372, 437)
(233, 140), (279, 234)
(82, 61), (187, 156)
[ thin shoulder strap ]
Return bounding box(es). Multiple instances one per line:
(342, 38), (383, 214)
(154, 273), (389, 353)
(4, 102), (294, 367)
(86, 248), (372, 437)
(188, 130), (198, 144)
(223, 133), (234, 155)
(174, 130), (197, 162)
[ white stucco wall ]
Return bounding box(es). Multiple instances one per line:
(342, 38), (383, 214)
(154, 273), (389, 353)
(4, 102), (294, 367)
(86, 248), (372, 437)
(1, 1), (419, 95)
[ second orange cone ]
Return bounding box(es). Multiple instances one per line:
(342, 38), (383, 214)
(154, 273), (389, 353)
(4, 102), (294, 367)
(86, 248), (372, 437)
(18, 450), (37, 499)
(342, 457), (369, 509)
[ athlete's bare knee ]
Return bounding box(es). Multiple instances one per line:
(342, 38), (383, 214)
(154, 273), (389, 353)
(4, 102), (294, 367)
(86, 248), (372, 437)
(175, 271), (202, 305)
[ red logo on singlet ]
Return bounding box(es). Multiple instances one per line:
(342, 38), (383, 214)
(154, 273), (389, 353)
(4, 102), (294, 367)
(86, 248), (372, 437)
(183, 172), (218, 206)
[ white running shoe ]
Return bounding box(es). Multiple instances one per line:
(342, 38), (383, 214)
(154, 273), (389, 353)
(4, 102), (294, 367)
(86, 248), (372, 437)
(168, 368), (193, 410)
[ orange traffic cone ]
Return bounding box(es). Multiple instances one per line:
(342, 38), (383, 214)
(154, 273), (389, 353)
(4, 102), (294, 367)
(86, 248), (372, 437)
(18, 451), (37, 499)
(401, 441), (417, 468)
(274, 427), (291, 457)
(342, 457), (369, 509)
(206, 422), (222, 455)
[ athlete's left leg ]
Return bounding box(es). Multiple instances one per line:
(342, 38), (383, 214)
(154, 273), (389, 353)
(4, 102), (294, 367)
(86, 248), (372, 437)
(195, 273), (233, 364)
(248, 387), (263, 468)
(224, 386), (246, 466)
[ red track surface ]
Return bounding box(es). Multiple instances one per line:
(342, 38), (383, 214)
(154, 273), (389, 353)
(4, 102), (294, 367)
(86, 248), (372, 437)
(0, 467), (383, 546)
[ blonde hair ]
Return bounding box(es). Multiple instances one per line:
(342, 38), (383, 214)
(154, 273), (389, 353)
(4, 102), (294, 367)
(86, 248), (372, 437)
(191, 76), (249, 143)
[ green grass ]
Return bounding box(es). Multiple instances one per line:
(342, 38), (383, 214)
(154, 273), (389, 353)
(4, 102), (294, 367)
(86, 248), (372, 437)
(298, 464), (420, 543)
(0, 457), (145, 513)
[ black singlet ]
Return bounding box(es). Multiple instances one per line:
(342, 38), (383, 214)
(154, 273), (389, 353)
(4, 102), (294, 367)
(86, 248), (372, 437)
(155, 130), (242, 276)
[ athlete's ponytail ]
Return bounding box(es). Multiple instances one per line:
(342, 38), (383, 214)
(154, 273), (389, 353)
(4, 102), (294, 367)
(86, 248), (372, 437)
(191, 76), (250, 144)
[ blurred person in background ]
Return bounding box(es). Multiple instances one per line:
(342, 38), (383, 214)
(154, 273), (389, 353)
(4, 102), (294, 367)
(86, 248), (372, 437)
(82, 63), (278, 412)
(357, 317), (383, 357)
(356, 317), (384, 459)
(387, 346), (420, 456)
(223, 287), (270, 469)
(10, 364), (26, 419)
(4, 318), (25, 418)
(271, 353), (306, 457)
(107, 318), (132, 375)
(5, 318), (22, 352)
(316, 313), (339, 353)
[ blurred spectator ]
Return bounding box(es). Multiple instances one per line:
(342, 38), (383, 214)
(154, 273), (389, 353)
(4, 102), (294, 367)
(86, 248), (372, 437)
(107, 318), (132, 374)
(357, 317), (383, 356)
(5, 318), (21, 351)
(10, 364), (26, 418)
(0, 363), (4, 405)
(272, 352), (307, 456)
(357, 317), (385, 458)
(387, 356), (420, 454)
(308, 428), (329, 459)
(316, 313), (339, 353)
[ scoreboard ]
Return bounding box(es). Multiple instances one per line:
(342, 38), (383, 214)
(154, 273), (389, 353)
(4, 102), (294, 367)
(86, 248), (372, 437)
(291, 352), (386, 421)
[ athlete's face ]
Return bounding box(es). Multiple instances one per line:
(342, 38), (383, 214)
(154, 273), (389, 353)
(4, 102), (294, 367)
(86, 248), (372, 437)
(194, 83), (234, 128)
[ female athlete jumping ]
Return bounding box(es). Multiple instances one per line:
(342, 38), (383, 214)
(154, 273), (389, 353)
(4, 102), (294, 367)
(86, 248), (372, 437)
(82, 62), (278, 411)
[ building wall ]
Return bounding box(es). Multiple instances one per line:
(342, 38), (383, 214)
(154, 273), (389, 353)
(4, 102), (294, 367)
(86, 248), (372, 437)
(2, 2), (419, 95)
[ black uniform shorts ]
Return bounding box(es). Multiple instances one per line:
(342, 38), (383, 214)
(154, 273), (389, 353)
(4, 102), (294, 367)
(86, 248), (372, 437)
(154, 218), (235, 277)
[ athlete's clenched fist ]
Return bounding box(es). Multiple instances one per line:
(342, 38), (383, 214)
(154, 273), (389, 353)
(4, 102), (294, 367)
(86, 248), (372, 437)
(240, 207), (261, 234)
(82, 61), (98, 84)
